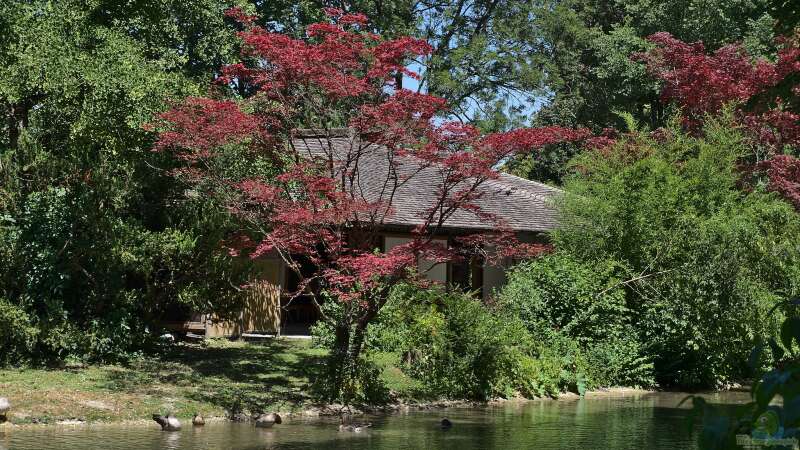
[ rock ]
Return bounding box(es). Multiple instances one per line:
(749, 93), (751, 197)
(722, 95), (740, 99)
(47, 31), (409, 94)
(192, 414), (205, 426)
(253, 413), (282, 428)
(339, 416), (372, 432)
(230, 412), (250, 422)
(152, 414), (181, 431)
(56, 419), (86, 426)
(440, 418), (453, 430)
(338, 422), (372, 432)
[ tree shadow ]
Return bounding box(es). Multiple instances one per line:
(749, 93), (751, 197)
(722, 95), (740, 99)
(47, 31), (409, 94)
(103, 339), (328, 413)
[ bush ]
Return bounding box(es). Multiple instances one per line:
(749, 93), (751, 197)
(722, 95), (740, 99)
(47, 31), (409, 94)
(0, 298), (38, 366)
(548, 116), (800, 388)
(526, 330), (588, 395)
(583, 336), (654, 388)
(500, 253), (630, 345)
(369, 285), (566, 400)
(499, 253), (655, 389)
(687, 309), (800, 448)
(0, 185), (248, 364)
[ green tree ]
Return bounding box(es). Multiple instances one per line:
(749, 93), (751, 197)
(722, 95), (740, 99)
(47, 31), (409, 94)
(541, 115), (800, 387)
(0, 0), (248, 362)
(262, 1), (549, 130)
(507, 0), (781, 184)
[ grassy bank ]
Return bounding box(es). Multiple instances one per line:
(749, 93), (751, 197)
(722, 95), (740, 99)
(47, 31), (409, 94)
(0, 338), (666, 427)
(0, 339), (417, 425)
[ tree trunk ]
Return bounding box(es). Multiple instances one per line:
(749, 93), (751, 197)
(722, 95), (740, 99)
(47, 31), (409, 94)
(347, 321), (367, 363)
(325, 313), (374, 403)
(325, 322), (351, 401)
(5, 96), (40, 151)
(323, 291), (389, 403)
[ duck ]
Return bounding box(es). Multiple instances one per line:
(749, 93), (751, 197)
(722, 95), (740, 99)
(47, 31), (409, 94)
(253, 412), (282, 428)
(0, 397), (9, 422)
(338, 416), (372, 432)
(152, 414), (181, 431)
(440, 418), (453, 430)
(192, 413), (205, 426)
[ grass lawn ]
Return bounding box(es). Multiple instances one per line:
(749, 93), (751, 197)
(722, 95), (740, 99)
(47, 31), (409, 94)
(0, 338), (424, 425)
(0, 339), (326, 424)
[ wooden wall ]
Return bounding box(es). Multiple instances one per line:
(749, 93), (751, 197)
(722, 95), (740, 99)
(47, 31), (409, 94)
(205, 259), (282, 337)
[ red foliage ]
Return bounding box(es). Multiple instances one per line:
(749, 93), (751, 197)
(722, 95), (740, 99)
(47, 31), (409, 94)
(483, 127), (592, 158)
(154, 98), (263, 159)
(223, 6), (256, 26)
(153, 10), (587, 308)
(758, 155), (800, 210)
(638, 32), (800, 210)
(585, 128), (619, 150)
(638, 33), (800, 143)
(638, 33), (799, 118)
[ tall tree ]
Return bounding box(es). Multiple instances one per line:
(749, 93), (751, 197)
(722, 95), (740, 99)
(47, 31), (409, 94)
(0, 0), (248, 361)
(154, 8), (585, 401)
(249, 1), (549, 130)
(507, 0), (784, 184)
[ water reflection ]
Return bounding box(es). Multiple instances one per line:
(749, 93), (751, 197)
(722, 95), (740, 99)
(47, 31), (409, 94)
(1, 391), (751, 449)
(160, 430), (181, 449)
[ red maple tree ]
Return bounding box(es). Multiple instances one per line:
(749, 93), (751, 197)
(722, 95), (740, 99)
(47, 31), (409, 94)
(153, 7), (588, 394)
(637, 32), (800, 210)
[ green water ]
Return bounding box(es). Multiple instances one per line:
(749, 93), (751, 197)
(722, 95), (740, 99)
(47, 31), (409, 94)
(0, 391), (750, 449)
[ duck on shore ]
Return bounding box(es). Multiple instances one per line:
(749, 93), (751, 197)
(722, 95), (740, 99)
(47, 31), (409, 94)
(253, 412), (282, 428)
(192, 414), (205, 426)
(152, 414), (181, 431)
(0, 398), (9, 422)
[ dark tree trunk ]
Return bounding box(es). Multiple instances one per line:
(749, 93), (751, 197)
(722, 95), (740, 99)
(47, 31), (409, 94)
(322, 288), (391, 404)
(5, 95), (43, 150)
(325, 308), (378, 403)
(6, 102), (28, 151)
(325, 322), (352, 401)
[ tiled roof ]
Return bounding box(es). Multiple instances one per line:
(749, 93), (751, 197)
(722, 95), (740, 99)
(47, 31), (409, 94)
(291, 130), (561, 233)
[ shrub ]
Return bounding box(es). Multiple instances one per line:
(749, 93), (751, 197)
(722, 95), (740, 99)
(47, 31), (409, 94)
(527, 330), (589, 395)
(687, 307), (800, 448)
(583, 335), (655, 388)
(550, 116), (800, 388)
(0, 298), (38, 366)
(500, 253), (630, 345)
(369, 284), (565, 400)
(499, 253), (655, 389)
(0, 186), (247, 364)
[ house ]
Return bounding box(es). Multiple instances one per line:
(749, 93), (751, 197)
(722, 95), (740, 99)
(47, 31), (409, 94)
(166, 129), (561, 337)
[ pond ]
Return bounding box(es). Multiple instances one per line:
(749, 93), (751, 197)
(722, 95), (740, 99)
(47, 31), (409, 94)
(0, 391), (750, 450)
